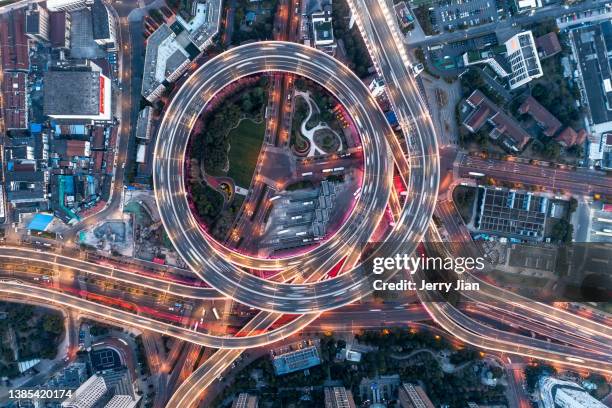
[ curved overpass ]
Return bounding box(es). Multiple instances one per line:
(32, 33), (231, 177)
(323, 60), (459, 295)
(153, 41), (439, 313)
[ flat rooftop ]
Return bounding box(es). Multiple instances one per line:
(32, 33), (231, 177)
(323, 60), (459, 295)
(571, 21), (612, 126)
(43, 71), (101, 116)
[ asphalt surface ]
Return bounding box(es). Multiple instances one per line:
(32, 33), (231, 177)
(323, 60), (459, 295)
(153, 41), (438, 313)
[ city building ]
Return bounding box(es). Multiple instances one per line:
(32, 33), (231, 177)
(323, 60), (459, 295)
(91, 0), (117, 49)
(135, 107), (153, 141)
(61, 374), (108, 408)
(141, 24), (191, 102)
(0, 9), (30, 72)
(539, 377), (607, 408)
(324, 387), (356, 408)
(43, 67), (112, 121)
(601, 133), (612, 170)
(272, 345), (321, 375)
(49, 11), (72, 49)
(462, 31), (542, 90)
(393, 1), (414, 30)
(174, 0), (222, 51)
(103, 395), (139, 408)
(514, 0), (541, 14)
(555, 127), (587, 148)
(569, 20), (612, 163)
(535, 32), (562, 60)
(359, 374), (401, 405)
(462, 47), (511, 79)
(309, 0), (336, 54)
(2, 72), (29, 129)
(518, 96), (562, 137)
(398, 383), (435, 408)
(25, 3), (50, 43)
(47, 0), (94, 12)
(232, 393), (259, 408)
(474, 186), (549, 240)
(504, 31), (543, 89)
(462, 90), (532, 152)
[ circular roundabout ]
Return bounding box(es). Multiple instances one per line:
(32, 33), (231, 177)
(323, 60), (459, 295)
(153, 41), (439, 314)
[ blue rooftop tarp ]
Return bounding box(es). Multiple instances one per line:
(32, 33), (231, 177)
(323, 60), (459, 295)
(28, 213), (53, 231)
(30, 123), (42, 133)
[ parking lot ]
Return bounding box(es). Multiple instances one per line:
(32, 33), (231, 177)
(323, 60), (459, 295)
(431, 0), (502, 32)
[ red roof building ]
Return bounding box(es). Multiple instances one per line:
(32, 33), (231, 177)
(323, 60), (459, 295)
(555, 127), (588, 147)
(462, 90), (532, 151)
(518, 96), (562, 137)
(535, 32), (562, 60)
(1, 72), (28, 129)
(0, 10), (30, 71)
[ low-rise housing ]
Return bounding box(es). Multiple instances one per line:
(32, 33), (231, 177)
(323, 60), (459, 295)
(555, 127), (587, 148)
(535, 32), (562, 60)
(0, 9), (30, 72)
(462, 90), (532, 152)
(518, 96), (562, 137)
(2, 72), (29, 129)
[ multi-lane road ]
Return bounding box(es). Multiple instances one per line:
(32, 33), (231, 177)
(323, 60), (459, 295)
(457, 153), (612, 195)
(153, 40), (438, 313)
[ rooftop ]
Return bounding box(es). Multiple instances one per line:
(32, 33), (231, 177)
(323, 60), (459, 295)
(91, 0), (111, 40)
(49, 11), (69, 48)
(570, 21), (612, 126)
(535, 32), (562, 59)
(518, 96), (562, 137)
(175, 0), (222, 50)
(273, 346), (321, 375)
(463, 90), (532, 151)
(142, 24), (191, 98)
(43, 71), (102, 116)
(1, 72), (28, 129)
(0, 10), (30, 71)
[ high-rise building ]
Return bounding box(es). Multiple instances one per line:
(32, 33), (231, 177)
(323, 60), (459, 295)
(398, 383), (435, 408)
(232, 393), (259, 408)
(47, 0), (94, 12)
(141, 24), (191, 102)
(324, 387), (356, 408)
(61, 375), (108, 408)
(25, 3), (50, 43)
(504, 31), (543, 89)
(539, 377), (607, 408)
(103, 395), (139, 408)
(91, 0), (116, 49)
